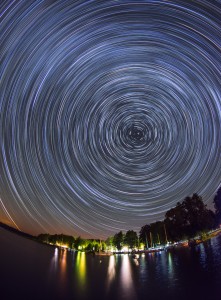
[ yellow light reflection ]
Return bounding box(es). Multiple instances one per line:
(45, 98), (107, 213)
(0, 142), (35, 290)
(75, 252), (86, 290)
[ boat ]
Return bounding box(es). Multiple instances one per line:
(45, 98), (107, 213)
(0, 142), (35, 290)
(144, 247), (164, 254)
(93, 251), (112, 256)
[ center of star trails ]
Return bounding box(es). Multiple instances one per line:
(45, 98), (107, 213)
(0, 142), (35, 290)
(128, 126), (144, 141)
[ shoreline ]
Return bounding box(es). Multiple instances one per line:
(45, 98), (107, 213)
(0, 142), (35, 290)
(1, 221), (221, 253)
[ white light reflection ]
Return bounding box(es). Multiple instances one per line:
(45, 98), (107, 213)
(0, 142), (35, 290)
(168, 252), (174, 276)
(106, 255), (116, 291)
(120, 255), (137, 300)
(133, 255), (140, 266)
(50, 247), (59, 272)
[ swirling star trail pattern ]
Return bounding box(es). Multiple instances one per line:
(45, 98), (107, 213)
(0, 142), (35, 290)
(0, 1), (221, 238)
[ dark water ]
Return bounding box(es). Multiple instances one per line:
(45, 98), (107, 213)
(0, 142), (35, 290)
(0, 228), (221, 300)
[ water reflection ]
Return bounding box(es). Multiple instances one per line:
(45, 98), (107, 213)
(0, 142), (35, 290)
(168, 252), (173, 274)
(133, 255), (139, 266)
(45, 238), (221, 300)
(198, 243), (207, 266)
(106, 255), (116, 290)
(60, 249), (67, 280)
(49, 247), (59, 275)
(75, 252), (86, 290)
(2, 227), (221, 300)
(48, 247), (68, 296)
(120, 255), (137, 300)
(198, 239), (216, 270)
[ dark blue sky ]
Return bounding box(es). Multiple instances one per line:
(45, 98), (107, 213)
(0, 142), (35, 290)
(0, 0), (221, 238)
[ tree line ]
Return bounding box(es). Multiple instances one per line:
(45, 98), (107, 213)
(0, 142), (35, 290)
(110, 190), (221, 250)
(37, 233), (106, 251)
(37, 188), (221, 251)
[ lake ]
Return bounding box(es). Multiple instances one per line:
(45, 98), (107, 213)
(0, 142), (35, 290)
(0, 227), (221, 300)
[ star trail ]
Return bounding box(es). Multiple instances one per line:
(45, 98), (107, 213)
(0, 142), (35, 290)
(0, 0), (221, 239)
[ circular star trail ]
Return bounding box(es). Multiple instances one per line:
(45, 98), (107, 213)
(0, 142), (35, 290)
(0, 0), (221, 238)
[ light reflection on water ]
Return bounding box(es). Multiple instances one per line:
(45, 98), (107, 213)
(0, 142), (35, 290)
(1, 228), (221, 300)
(120, 255), (137, 300)
(168, 252), (173, 274)
(50, 247), (58, 272)
(60, 249), (67, 279)
(106, 254), (115, 291)
(75, 251), (86, 290)
(49, 247), (68, 293)
(46, 236), (221, 300)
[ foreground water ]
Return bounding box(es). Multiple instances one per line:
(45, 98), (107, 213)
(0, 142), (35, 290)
(0, 227), (221, 300)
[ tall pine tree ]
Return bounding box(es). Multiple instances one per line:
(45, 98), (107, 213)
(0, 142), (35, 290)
(213, 187), (221, 226)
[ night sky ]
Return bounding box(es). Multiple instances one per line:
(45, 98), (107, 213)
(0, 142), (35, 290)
(0, 0), (221, 239)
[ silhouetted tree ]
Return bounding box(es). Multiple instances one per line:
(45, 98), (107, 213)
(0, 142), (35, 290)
(149, 221), (167, 246)
(85, 239), (101, 251)
(105, 236), (114, 249)
(165, 194), (215, 241)
(75, 236), (83, 249)
(164, 201), (186, 241)
(213, 187), (221, 226)
(63, 235), (75, 248)
(113, 231), (124, 250)
(184, 194), (215, 235)
(48, 234), (58, 244)
(124, 230), (138, 249)
(37, 233), (50, 243)
(139, 224), (151, 248)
